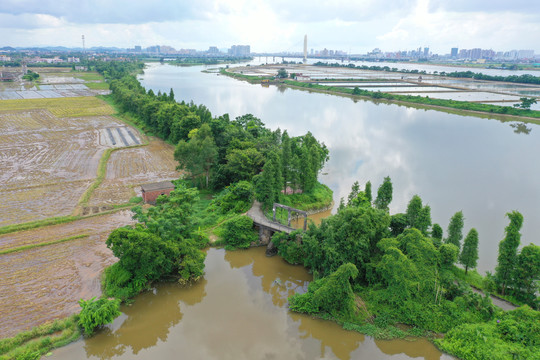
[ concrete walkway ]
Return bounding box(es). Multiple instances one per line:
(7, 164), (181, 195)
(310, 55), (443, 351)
(247, 201), (295, 234)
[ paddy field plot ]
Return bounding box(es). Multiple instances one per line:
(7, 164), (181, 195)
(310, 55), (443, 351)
(0, 210), (134, 338)
(0, 97), (141, 226)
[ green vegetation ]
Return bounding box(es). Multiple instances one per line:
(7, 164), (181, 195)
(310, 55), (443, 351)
(84, 81), (110, 90)
(78, 297), (121, 336)
(270, 177), (539, 359)
(0, 316), (80, 360)
(217, 215), (258, 249)
(22, 70), (39, 81)
(435, 306), (540, 360)
(0, 215), (79, 235)
(103, 182), (206, 299)
(0, 234), (88, 255)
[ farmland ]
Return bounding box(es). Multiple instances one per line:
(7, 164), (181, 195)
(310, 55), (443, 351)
(0, 70), (180, 338)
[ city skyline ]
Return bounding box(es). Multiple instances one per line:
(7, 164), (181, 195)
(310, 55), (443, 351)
(0, 0), (539, 54)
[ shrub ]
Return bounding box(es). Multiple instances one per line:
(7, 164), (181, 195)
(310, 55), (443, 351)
(78, 297), (121, 336)
(221, 215), (257, 249)
(210, 181), (254, 214)
(272, 231), (305, 265)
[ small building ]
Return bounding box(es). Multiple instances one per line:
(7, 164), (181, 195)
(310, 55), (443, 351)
(141, 180), (175, 204)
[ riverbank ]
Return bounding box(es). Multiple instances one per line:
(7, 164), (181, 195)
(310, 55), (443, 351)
(221, 68), (540, 124)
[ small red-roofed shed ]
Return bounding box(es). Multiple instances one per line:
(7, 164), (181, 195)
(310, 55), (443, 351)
(141, 180), (175, 204)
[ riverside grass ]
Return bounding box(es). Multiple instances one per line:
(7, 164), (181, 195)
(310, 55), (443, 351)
(0, 316), (80, 360)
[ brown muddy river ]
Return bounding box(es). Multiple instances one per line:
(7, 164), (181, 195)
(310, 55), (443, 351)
(51, 248), (452, 360)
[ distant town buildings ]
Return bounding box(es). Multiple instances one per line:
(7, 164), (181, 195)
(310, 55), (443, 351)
(228, 45), (250, 57)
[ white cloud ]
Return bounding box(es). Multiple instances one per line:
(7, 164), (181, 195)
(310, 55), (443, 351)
(0, 0), (538, 52)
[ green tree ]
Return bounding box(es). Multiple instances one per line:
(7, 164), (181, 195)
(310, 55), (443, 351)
(281, 131), (292, 191)
(460, 228), (479, 274)
(439, 243), (459, 269)
(446, 211), (464, 250)
(364, 181), (372, 202)
(277, 68), (288, 78)
(513, 97), (537, 110)
(495, 211), (524, 295)
(417, 205), (432, 236)
(174, 124), (218, 188)
(374, 176), (393, 211)
(432, 224), (443, 240)
(223, 147), (264, 184)
(390, 213), (408, 236)
(289, 263), (359, 320)
(406, 195), (423, 228)
(347, 181), (361, 206)
(512, 244), (540, 307)
(78, 297), (121, 336)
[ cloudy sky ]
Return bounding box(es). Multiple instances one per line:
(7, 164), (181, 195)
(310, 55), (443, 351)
(1, 0), (539, 54)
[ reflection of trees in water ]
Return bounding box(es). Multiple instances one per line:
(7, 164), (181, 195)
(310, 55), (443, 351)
(291, 312), (364, 360)
(224, 247), (311, 307)
(374, 337), (444, 360)
(510, 122), (532, 135)
(83, 279), (207, 359)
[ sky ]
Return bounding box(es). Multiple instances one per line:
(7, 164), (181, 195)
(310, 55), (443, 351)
(0, 0), (539, 54)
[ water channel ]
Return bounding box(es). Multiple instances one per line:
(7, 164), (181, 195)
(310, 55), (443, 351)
(50, 62), (539, 359)
(52, 248), (452, 360)
(139, 62), (540, 273)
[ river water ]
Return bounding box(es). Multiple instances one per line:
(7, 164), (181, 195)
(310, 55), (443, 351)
(51, 248), (452, 360)
(139, 62), (540, 273)
(48, 61), (540, 359)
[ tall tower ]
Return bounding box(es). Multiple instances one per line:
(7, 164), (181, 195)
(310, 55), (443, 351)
(303, 34), (307, 63)
(82, 35), (85, 54)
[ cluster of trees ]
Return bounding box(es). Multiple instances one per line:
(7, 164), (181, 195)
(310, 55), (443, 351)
(103, 183), (207, 300)
(273, 177), (539, 358)
(109, 75), (329, 208)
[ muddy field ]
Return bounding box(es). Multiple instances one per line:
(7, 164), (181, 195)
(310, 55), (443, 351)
(0, 211), (134, 338)
(88, 141), (180, 207)
(0, 100), (139, 226)
(0, 70), (181, 339)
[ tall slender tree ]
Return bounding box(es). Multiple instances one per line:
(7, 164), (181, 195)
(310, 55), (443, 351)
(446, 211), (464, 250)
(512, 244), (540, 306)
(495, 211), (524, 295)
(460, 228), (479, 274)
(364, 181), (372, 203)
(406, 195), (423, 228)
(374, 176), (393, 211)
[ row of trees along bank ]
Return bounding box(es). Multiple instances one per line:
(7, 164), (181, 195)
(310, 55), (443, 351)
(108, 74), (330, 210)
(273, 178), (539, 360)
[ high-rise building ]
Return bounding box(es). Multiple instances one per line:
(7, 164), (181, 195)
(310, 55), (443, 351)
(228, 45), (250, 57)
(423, 47), (429, 57)
(451, 48), (458, 58)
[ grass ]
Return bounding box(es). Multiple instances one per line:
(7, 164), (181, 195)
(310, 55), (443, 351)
(0, 97), (115, 117)
(0, 234), (89, 255)
(279, 182), (334, 212)
(77, 148), (115, 209)
(0, 216), (80, 236)
(84, 82), (110, 90)
(0, 315), (80, 360)
(71, 72), (104, 81)
(452, 267), (485, 289)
